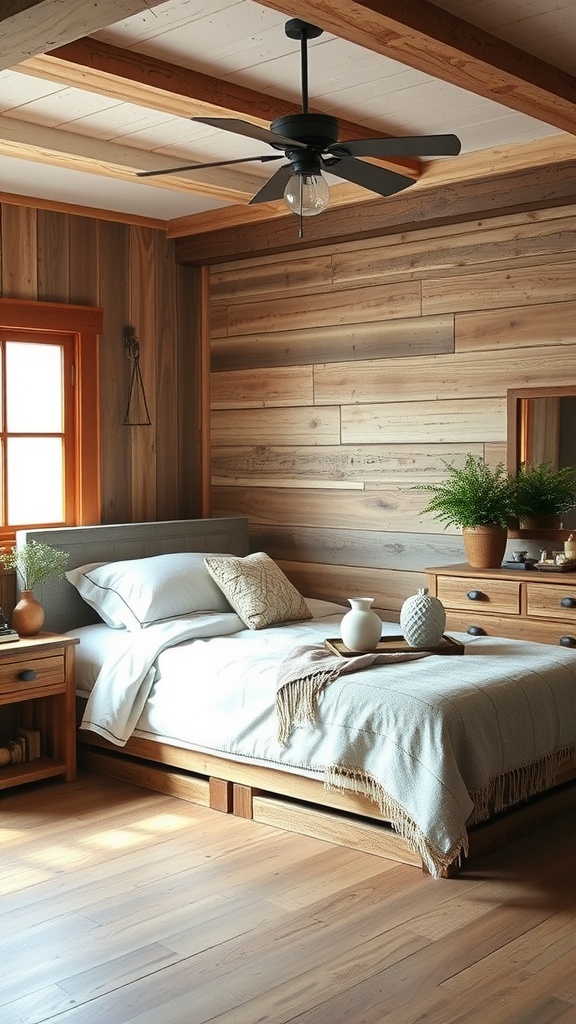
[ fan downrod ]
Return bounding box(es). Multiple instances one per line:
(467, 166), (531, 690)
(284, 19), (323, 41)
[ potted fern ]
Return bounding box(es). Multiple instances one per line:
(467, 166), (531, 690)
(0, 541), (69, 636)
(416, 454), (513, 568)
(510, 462), (576, 529)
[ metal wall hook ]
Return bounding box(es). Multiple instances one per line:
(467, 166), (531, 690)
(123, 325), (151, 426)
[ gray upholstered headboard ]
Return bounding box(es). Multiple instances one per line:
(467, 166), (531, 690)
(16, 517), (249, 633)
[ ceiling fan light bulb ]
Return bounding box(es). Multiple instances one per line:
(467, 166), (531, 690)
(284, 173), (329, 216)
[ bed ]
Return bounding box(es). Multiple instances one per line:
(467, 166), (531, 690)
(22, 517), (576, 878)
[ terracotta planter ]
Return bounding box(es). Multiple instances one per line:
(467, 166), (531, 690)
(12, 590), (45, 637)
(462, 526), (508, 569)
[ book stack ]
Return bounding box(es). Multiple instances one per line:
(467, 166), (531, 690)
(8, 729), (41, 762)
(0, 628), (19, 643)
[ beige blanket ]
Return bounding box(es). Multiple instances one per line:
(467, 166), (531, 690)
(276, 643), (428, 745)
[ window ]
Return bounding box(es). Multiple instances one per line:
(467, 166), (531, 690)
(0, 299), (101, 543)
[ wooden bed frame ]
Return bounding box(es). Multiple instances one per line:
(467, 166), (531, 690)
(23, 517), (576, 877)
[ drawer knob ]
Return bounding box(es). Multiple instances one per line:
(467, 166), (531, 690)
(560, 597), (576, 609)
(467, 590), (484, 601)
(559, 636), (576, 647)
(19, 669), (37, 682)
(467, 625), (486, 636)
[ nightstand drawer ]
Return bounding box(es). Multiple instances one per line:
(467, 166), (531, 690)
(436, 576), (520, 615)
(0, 653), (66, 697)
(526, 583), (576, 622)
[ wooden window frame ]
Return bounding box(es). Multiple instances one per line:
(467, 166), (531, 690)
(0, 298), (102, 542)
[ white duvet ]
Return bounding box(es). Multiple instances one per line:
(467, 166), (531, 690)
(75, 605), (576, 876)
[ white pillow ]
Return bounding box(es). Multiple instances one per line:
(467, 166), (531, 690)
(204, 551), (312, 630)
(66, 552), (232, 629)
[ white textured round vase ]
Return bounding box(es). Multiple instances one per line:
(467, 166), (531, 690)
(400, 588), (446, 648)
(340, 597), (382, 652)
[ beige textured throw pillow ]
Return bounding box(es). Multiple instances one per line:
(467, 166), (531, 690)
(203, 552), (312, 630)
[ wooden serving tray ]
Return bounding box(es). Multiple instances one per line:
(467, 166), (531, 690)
(533, 562), (576, 573)
(324, 635), (465, 657)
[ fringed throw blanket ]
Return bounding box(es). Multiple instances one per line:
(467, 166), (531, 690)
(276, 643), (429, 745)
(274, 638), (576, 877)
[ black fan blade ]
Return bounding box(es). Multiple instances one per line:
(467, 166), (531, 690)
(137, 154), (282, 178)
(328, 156), (414, 198)
(249, 164), (294, 204)
(332, 134), (461, 158)
(191, 116), (307, 150)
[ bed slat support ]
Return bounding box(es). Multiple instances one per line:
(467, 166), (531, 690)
(233, 783), (255, 819)
(209, 777), (233, 813)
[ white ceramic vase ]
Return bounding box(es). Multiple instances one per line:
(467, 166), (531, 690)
(340, 597), (382, 652)
(400, 588), (446, 648)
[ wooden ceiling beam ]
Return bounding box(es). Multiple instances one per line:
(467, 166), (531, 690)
(174, 159), (576, 264)
(258, 0), (576, 134)
(0, 116), (260, 203)
(0, 0), (166, 70)
(168, 180), (372, 239)
(19, 37), (422, 178)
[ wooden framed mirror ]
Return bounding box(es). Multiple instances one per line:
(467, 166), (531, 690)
(507, 385), (576, 537)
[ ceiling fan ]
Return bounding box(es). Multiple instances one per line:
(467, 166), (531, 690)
(138, 19), (461, 225)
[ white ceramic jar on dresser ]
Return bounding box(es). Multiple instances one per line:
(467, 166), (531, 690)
(426, 563), (576, 647)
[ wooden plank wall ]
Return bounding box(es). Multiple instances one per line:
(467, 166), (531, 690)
(0, 202), (202, 524)
(210, 204), (576, 618)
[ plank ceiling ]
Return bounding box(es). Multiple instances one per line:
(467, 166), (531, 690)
(1, 0), (575, 237)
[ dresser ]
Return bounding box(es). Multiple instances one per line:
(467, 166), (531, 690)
(426, 563), (576, 647)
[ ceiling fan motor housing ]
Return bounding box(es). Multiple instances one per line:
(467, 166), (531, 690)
(270, 113), (340, 151)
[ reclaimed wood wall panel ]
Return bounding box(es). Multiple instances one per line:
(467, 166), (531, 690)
(314, 348), (574, 406)
(99, 220), (132, 524)
(341, 399), (506, 445)
(279, 561), (427, 619)
(69, 216), (99, 306)
(455, 301), (576, 352)
(212, 407), (341, 447)
(211, 203), (576, 606)
(422, 262), (576, 315)
(1, 205), (37, 298)
(251, 525), (466, 572)
(154, 232), (180, 521)
(37, 209), (70, 303)
(227, 279), (421, 335)
(330, 213), (576, 286)
(128, 224), (157, 523)
(178, 264), (211, 518)
(212, 485), (448, 535)
(0, 199), (201, 525)
(212, 314), (454, 371)
(211, 303), (227, 339)
(212, 443), (483, 486)
(211, 365), (313, 408)
(211, 255), (333, 303)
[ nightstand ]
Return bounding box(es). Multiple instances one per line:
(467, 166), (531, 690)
(0, 634), (79, 791)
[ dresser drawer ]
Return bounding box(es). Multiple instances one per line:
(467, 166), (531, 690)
(444, 610), (576, 647)
(526, 582), (576, 622)
(0, 653), (66, 698)
(436, 576), (520, 615)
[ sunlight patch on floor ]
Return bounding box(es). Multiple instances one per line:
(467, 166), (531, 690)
(25, 843), (91, 868)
